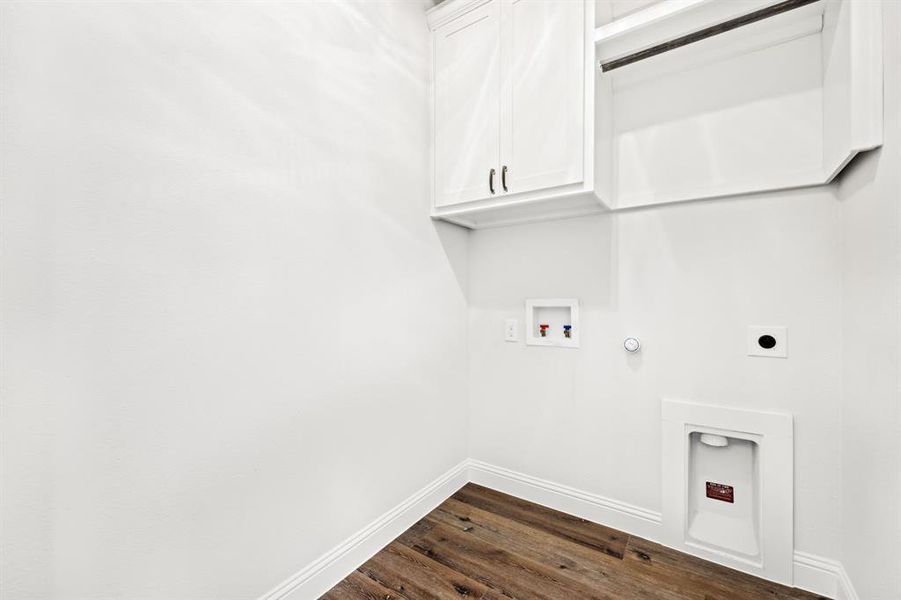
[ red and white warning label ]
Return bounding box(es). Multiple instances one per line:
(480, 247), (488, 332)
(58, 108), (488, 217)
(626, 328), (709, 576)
(706, 482), (735, 503)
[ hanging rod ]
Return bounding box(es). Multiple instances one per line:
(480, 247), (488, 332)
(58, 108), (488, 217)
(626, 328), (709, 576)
(599, 0), (821, 72)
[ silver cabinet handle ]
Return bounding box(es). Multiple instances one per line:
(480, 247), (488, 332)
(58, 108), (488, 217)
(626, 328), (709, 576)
(489, 168), (496, 194)
(502, 165), (508, 192)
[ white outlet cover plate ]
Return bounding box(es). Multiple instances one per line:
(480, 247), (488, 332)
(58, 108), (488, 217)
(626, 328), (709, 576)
(504, 319), (519, 342)
(747, 326), (787, 358)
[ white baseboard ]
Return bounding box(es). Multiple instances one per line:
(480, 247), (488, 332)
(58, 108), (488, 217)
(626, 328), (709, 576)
(260, 458), (855, 600)
(794, 551), (841, 598)
(257, 459), (469, 600)
(467, 459), (663, 541)
(470, 460), (851, 600)
(836, 563), (861, 600)
(793, 551), (860, 600)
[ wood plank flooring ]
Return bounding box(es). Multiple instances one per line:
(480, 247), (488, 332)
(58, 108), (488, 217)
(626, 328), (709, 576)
(322, 483), (826, 600)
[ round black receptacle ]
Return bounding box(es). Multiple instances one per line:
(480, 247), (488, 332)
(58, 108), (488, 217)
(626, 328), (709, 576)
(758, 334), (777, 349)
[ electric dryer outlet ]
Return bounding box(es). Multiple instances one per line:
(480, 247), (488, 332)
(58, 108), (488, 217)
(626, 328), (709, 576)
(747, 326), (787, 358)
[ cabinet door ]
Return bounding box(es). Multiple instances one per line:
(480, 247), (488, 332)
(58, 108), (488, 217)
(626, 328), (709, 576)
(434, 1), (501, 207)
(501, 0), (584, 195)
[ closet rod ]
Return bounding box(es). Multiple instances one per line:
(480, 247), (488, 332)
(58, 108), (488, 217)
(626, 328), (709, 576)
(599, 0), (821, 72)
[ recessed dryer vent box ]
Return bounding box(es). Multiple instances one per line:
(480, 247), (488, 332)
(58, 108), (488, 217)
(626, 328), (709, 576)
(525, 299), (579, 348)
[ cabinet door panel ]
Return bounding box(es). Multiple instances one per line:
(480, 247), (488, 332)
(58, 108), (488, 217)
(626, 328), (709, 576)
(502, 0), (584, 195)
(434, 2), (501, 207)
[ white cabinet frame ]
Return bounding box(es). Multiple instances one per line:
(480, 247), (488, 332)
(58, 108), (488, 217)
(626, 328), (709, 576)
(427, 0), (603, 229)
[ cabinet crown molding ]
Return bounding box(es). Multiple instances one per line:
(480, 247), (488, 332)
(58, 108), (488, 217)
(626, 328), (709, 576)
(427, 0), (493, 31)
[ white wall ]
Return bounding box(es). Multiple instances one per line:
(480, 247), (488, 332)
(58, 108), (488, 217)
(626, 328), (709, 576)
(467, 188), (843, 559)
(0, 3), (469, 599)
(838, 2), (901, 598)
(468, 3), (901, 592)
(4, 2), (900, 599)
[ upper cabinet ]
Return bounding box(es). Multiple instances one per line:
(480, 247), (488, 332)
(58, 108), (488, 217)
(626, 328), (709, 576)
(427, 0), (883, 228)
(429, 0), (601, 228)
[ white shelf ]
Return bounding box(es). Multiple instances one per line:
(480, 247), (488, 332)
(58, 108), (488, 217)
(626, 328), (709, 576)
(594, 0), (883, 210)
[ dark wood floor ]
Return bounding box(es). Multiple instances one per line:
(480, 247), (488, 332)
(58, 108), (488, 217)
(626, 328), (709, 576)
(322, 483), (826, 600)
